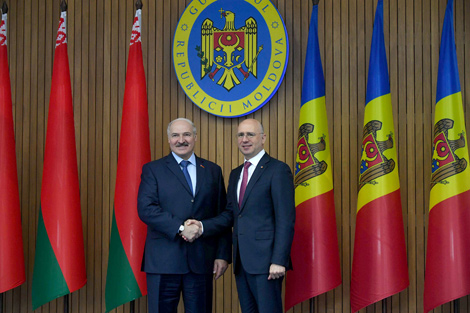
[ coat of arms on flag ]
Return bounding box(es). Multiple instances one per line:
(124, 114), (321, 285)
(431, 118), (467, 188)
(295, 123), (327, 187)
(359, 120), (395, 189)
(173, 0), (288, 118)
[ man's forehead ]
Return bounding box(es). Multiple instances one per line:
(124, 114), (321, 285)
(170, 121), (192, 133)
(238, 121), (260, 132)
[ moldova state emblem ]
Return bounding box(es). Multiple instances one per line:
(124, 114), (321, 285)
(173, 0), (289, 118)
(359, 120), (395, 189)
(295, 123), (328, 187)
(198, 9), (261, 91)
(431, 118), (467, 188)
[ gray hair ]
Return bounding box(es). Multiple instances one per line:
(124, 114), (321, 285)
(167, 118), (197, 137)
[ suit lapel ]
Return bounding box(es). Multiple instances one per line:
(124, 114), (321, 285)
(165, 154), (193, 196)
(195, 157), (205, 197)
(240, 153), (270, 212)
(232, 165), (243, 212)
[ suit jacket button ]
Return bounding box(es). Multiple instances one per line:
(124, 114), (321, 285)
(191, 199), (194, 203)
(239, 214), (242, 218)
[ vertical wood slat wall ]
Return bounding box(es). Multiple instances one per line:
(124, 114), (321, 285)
(2, 0), (469, 312)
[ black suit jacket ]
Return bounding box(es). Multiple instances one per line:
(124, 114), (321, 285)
(206, 153), (295, 274)
(137, 153), (230, 274)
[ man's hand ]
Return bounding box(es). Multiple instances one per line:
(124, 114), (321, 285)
(180, 219), (202, 242)
(267, 264), (285, 280)
(180, 223), (200, 242)
(213, 259), (228, 280)
(185, 219), (202, 229)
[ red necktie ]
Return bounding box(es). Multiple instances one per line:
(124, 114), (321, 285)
(239, 161), (252, 208)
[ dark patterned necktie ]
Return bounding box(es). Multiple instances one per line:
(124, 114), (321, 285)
(239, 161), (252, 208)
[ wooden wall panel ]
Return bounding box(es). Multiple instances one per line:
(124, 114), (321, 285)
(2, 0), (469, 312)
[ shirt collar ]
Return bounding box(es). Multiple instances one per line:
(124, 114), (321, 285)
(172, 152), (196, 166)
(244, 149), (265, 168)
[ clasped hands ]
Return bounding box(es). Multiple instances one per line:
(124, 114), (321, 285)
(179, 219), (228, 280)
(179, 219), (202, 242)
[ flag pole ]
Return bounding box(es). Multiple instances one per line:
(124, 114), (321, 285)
(63, 294), (69, 313)
(309, 5), (319, 313)
(0, 7), (8, 313)
(130, 300), (135, 313)
(453, 299), (459, 313)
(129, 3), (142, 313)
(382, 297), (387, 313)
(58, 2), (69, 313)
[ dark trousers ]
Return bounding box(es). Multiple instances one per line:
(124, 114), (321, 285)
(146, 272), (213, 313)
(235, 262), (284, 313)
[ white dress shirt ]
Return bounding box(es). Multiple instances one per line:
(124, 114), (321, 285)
(172, 152), (203, 234)
(237, 149), (266, 202)
(172, 152), (197, 196)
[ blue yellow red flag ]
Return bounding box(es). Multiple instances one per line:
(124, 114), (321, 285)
(285, 3), (341, 310)
(424, 0), (470, 311)
(350, 1), (409, 311)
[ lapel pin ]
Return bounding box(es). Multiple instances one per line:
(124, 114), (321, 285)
(200, 164), (205, 168)
(261, 166), (263, 168)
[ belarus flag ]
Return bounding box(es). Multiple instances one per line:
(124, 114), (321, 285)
(105, 5), (150, 312)
(31, 6), (86, 310)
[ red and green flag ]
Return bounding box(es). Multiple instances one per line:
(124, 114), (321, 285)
(285, 2), (341, 310)
(424, 0), (470, 311)
(0, 4), (26, 294)
(350, 0), (409, 311)
(31, 7), (86, 310)
(105, 6), (150, 312)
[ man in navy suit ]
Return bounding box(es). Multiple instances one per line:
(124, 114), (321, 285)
(189, 119), (295, 313)
(230, 119), (295, 313)
(137, 118), (231, 313)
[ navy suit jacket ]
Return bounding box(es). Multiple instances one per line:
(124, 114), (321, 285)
(137, 153), (230, 275)
(206, 153), (295, 275)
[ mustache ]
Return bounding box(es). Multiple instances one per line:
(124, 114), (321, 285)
(175, 142), (189, 147)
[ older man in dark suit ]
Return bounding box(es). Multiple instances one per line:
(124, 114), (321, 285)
(190, 118), (295, 313)
(137, 118), (230, 313)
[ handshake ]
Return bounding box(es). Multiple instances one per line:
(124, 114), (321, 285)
(179, 219), (202, 242)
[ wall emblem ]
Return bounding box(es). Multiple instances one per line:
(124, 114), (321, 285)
(359, 120), (395, 189)
(431, 118), (467, 188)
(295, 123), (327, 187)
(173, 0), (289, 118)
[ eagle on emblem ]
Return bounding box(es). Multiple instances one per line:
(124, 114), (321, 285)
(294, 123), (328, 187)
(197, 9), (263, 91)
(359, 120), (395, 189)
(431, 118), (467, 188)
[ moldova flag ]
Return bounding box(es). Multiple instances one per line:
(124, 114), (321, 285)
(350, 1), (409, 311)
(105, 6), (150, 312)
(31, 6), (87, 310)
(424, 0), (470, 311)
(285, 2), (341, 310)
